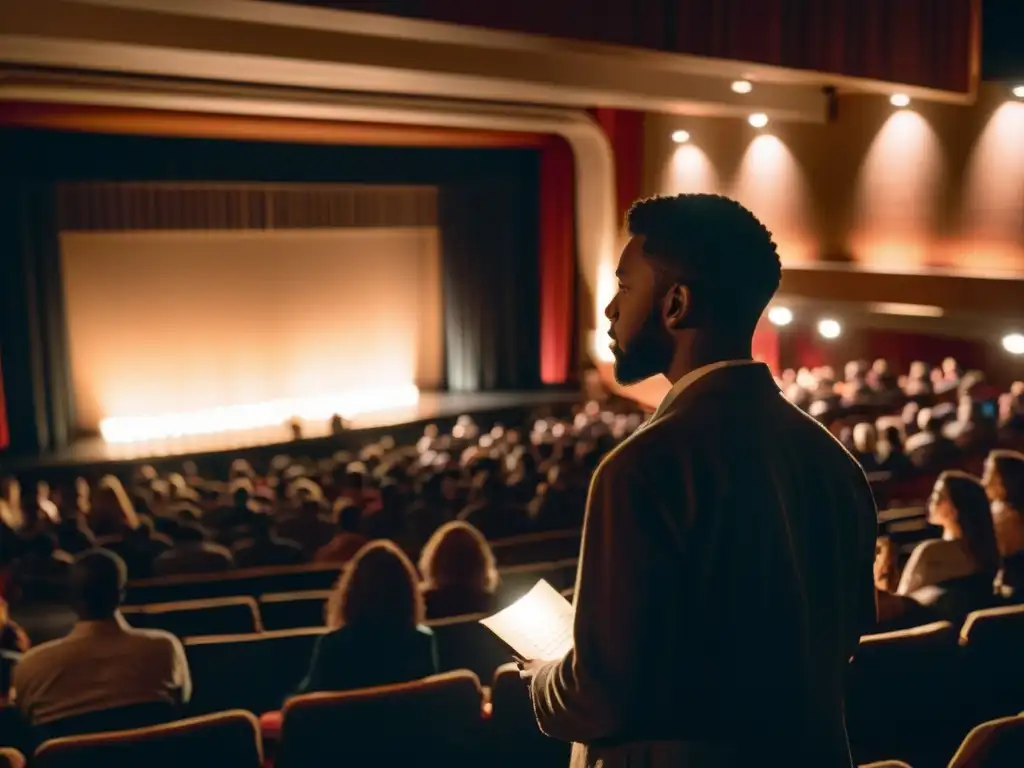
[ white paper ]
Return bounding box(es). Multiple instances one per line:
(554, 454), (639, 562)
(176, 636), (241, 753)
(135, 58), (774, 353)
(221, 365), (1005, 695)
(480, 579), (574, 661)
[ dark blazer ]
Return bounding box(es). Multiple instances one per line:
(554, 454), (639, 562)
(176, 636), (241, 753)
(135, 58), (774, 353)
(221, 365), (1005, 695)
(296, 624), (438, 695)
(530, 364), (878, 768)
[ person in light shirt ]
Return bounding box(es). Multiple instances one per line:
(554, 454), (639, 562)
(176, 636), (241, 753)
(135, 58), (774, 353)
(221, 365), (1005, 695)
(519, 194), (877, 768)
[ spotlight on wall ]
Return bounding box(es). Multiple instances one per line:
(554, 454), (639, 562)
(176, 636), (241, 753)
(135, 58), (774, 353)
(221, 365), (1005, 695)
(748, 113), (769, 128)
(671, 129), (691, 144)
(1003, 332), (1024, 355)
(731, 80), (753, 94)
(767, 306), (793, 327)
(889, 93), (911, 108)
(1013, 85), (1024, 99)
(817, 318), (842, 340)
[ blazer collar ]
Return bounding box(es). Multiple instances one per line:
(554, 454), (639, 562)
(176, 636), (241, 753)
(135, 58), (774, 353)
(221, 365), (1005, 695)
(652, 362), (780, 424)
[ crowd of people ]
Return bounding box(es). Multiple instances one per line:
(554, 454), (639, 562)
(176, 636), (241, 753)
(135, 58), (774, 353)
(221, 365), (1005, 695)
(0, 356), (1022, 753)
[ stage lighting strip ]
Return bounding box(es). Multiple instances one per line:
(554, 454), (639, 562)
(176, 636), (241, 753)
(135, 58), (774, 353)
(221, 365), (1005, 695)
(99, 385), (420, 444)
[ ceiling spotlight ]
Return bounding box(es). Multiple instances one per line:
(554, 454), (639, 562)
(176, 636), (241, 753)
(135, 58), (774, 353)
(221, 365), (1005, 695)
(817, 318), (842, 340)
(748, 113), (769, 128)
(671, 129), (691, 144)
(731, 80), (753, 94)
(1003, 333), (1024, 355)
(1013, 85), (1024, 99)
(767, 306), (793, 327)
(890, 93), (911, 108)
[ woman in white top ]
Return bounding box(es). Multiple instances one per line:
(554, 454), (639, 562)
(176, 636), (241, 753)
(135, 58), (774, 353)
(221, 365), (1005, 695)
(897, 471), (1001, 595)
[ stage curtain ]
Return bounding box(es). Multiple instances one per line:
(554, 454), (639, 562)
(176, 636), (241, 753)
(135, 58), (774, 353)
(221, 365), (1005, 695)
(591, 109), (645, 220)
(538, 139), (576, 385)
(0, 181), (75, 455)
(274, 1), (977, 93)
(439, 162), (541, 392)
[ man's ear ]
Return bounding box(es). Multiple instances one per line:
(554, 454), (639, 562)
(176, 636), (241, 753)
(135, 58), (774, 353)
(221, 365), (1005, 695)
(662, 284), (693, 330)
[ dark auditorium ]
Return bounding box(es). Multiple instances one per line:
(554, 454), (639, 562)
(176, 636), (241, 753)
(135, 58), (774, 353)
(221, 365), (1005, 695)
(2, 1), (1024, 767)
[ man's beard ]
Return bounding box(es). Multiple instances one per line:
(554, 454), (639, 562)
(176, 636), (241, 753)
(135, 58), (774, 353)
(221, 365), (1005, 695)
(611, 310), (672, 386)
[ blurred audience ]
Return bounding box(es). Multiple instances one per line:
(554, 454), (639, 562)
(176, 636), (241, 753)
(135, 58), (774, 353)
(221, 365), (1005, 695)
(419, 521), (499, 619)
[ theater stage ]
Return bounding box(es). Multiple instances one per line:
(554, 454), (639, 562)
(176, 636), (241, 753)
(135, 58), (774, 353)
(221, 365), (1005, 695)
(10, 389), (580, 476)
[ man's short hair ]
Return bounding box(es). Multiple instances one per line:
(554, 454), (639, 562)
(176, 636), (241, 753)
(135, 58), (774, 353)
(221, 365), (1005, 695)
(626, 194), (782, 332)
(70, 549), (127, 617)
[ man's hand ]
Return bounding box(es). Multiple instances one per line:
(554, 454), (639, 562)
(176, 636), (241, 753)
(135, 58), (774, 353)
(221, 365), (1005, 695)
(515, 657), (547, 682)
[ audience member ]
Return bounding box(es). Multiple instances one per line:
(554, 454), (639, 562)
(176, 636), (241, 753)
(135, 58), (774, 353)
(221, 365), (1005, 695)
(419, 521), (499, 619)
(11, 550), (190, 739)
(152, 525), (234, 576)
(314, 499), (368, 564)
(984, 450), (1024, 592)
(905, 408), (962, 472)
(295, 541), (437, 694)
(232, 511), (305, 568)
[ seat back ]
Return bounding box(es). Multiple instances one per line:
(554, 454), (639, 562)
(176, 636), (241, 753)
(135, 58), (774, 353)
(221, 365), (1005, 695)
(490, 663), (570, 768)
(857, 762), (913, 768)
(258, 591), (330, 631)
(122, 596), (262, 637)
(125, 563), (342, 604)
(948, 714), (1024, 768)
(33, 710), (261, 768)
(31, 702), (179, 746)
(184, 627), (326, 715)
(495, 559), (577, 607)
(0, 748), (25, 768)
(847, 621), (962, 767)
(489, 530), (581, 565)
(960, 604), (1024, 722)
(427, 613), (511, 681)
(278, 670), (483, 768)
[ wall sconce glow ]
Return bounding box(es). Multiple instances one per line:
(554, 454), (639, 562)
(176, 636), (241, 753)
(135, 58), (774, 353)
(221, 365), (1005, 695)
(99, 385), (421, 443)
(731, 80), (753, 94)
(889, 93), (911, 108)
(671, 129), (691, 144)
(1013, 85), (1024, 99)
(767, 306), (793, 326)
(868, 302), (944, 318)
(1002, 333), (1024, 355)
(748, 113), (769, 129)
(817, 318), (842, 340)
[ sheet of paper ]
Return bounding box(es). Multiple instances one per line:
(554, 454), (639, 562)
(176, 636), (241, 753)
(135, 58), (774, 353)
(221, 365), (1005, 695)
(480, 579), (574, 661)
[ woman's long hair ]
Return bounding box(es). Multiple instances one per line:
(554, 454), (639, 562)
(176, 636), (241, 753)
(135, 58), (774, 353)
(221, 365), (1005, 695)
(989, 450), (1024, 511)
(418, 520), (499, 594)
(941, 470), (1001, 577)
(325, 540), (424, 630)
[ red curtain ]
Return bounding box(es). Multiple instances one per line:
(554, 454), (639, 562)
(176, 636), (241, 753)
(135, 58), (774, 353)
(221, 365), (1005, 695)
(538, 138), (576, 385)
(280, 1), (978, 94)
(591, 108), (645, 220)
(752, 319), (780, 375)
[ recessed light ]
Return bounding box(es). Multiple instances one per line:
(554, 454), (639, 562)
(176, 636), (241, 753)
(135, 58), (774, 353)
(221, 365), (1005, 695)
(817, 318), (842, 340)
(671, 130), (691, 144)
(1003, 333), (1024, 355)
(767, 306), (793, 326)
(1013, 85), (1024, 99)
(748, 113), (769, 128)
(890, 93), (911, 108)
(731, 80), (753, 94)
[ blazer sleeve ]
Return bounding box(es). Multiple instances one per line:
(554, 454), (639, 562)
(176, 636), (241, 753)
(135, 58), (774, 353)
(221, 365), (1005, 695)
(530, 458), (664, 743)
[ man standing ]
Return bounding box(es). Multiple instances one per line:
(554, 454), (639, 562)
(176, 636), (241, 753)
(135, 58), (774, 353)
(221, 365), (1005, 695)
(522, 194), (877, 767)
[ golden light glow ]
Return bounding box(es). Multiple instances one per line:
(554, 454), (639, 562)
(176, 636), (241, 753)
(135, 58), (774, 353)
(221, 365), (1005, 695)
(850, 110), (945, 271)
(748, 113), (769, 129)
(890, 93), (911, 108)
(868, 302), (944, 318)
(664, 144), (721, 195)
(671, 129), (691, 144)
(731, 80), (753, 94)
(1012, 85), (1024, 99)
(100, 385), (420, 443)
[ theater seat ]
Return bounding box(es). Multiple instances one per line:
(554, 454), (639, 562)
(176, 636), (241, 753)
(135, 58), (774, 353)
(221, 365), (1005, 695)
(258, 591), (330, 631)
(427, 612), (512, 681)
(32, 710), (262, 768)
(846, 621), (963, 767)
(184, 627), (326, 715)
(125, 563), (342, 605)
(496, 558), (578, 606)
(122, 596), (262, 637)
(959, 604), (1024, 723)
(277, 670), (484, 767)
(489, 530), (581, 565)
(490, 663), (570, 768)
(948, 714), (1024, 768)
(858, 762), (913, 768)
(0, 748), (26, 768)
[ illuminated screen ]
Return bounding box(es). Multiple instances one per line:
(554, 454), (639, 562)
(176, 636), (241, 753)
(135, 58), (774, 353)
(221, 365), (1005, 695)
(61, 228), (443, 438)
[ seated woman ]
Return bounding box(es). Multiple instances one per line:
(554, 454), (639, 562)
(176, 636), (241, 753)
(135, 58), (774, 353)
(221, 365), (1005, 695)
(984, 449), (1024, 593)
(296, 540), (437, 695)
(897, 471), (1001, 600)
(418, 521), (499, 619)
